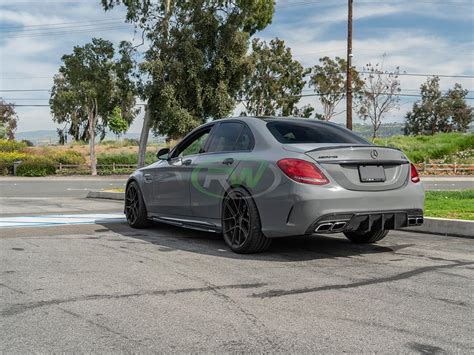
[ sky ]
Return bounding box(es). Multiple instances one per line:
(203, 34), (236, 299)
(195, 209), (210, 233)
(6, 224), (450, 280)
(0, 0), (473, 133)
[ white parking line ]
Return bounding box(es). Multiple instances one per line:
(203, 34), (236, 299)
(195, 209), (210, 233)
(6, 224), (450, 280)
(0, 213), (126, 228)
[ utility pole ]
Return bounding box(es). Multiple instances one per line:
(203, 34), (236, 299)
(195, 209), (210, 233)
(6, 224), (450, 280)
(346, 0), (353, 130)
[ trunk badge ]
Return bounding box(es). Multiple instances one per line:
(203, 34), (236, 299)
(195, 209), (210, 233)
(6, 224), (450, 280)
(370, 150), (378, 159)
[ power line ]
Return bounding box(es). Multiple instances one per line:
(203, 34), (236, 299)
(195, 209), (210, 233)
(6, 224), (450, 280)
(276, 0), (474, 8)
(2, 25), (130, 39)
(3, 92), (473, 108)
(0, 89), (51, 92)
(0, 104), (50, 107)
(0, 20), (125, 34)
(0, 22), (128, 37)
(0, 103), (148, 107)
(0, 17), (125, 31)
(367, 72), (474, 79)
(1, 98), (52, 100)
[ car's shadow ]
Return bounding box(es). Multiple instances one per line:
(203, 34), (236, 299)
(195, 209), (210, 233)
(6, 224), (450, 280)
(97, 221), (408, 262)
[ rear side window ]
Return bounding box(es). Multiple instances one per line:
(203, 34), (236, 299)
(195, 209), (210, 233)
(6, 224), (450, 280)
(208, 122), (253, 152)
(266, 121), (368, 144)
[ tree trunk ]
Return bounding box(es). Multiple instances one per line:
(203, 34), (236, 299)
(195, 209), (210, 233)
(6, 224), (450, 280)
(137, 104), (151, 168)
(136, 0), (171, 168)
(88, 111), (97, 176)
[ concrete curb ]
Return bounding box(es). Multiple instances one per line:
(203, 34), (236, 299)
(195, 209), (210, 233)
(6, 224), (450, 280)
(87, 191), (473, 238)
(87, 191), (125, 201)
(402, 217), (474, 238)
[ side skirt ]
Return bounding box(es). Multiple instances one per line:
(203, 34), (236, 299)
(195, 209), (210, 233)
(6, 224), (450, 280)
(150, 215), (222, 234)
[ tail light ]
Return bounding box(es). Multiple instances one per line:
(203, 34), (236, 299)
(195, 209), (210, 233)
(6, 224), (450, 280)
(277, 158), (329, 185)
(410, 163), (420, 183)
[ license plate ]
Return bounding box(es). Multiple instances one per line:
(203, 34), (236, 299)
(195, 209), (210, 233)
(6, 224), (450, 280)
(358, 165), (386, 183)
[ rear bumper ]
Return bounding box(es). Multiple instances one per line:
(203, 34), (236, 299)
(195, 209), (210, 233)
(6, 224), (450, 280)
(307, 209), (423, 235)
(254, 177), (424, 238)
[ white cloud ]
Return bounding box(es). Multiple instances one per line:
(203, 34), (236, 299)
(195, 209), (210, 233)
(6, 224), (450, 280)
(305, 0), (474, 24)
(311, 3), (403, 25)
(0, 9), (64, 26)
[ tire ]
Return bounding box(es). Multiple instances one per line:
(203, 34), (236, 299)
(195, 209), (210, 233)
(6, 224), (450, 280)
(222, 187), (272, 254)
(344, 228), (389, 244)
(125, 181), (151, 229)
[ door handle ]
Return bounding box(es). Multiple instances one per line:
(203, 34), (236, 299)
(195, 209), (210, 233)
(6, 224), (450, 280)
(182, 159), (192, 166)
(222, 158), (234, 165)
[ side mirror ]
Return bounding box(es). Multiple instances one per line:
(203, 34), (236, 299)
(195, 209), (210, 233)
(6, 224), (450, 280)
(156, 147), (170, 160)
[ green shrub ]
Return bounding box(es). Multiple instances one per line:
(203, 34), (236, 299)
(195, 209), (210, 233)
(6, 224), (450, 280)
(51, 150), (85, 165)
(123, 138), (139, 146)
(97, 152), (137, 165)
(0, 139), (26, 152)
(97, 168), (135, 175)
(374, 133), (474, 163)
(99, 138), (139, 148)
(0, 152), (28, 175)
(144, 152), (157, 165)
(16, 156), (56, 177)
(97, 152), (156, 166)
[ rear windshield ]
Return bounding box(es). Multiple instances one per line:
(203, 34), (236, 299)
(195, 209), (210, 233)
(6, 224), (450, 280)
(266, 120), (368, 144)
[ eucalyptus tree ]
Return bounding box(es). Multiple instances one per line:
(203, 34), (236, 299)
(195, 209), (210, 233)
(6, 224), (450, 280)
(101, 0), (275, 167)
(240, 38), (310, 117)
(405, 77), (473, 135)
(0, 99), (18, 140)
(445, 83), (473, 132)
(50, 38), (138, 175)
(108, 107), (129, 139)
(309, 56), (363, 121)
(357, 63), (401, 140)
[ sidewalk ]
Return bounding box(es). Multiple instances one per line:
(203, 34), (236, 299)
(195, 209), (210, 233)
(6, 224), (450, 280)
(0, 175), (129, 181)
(420, 176), (474, 181)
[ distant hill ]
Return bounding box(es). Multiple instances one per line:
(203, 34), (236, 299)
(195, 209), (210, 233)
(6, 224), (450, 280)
(15, 130), (60, 145)
(15, 130), (163, 146)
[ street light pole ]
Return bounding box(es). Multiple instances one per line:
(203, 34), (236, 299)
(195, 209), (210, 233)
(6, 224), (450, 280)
(346, 0), (353, 130)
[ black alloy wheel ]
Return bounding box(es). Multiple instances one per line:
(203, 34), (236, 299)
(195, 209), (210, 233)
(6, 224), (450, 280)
(222, 188), (271, 253)
(223, 190), (251, 249)
(125, 181), (150, 228)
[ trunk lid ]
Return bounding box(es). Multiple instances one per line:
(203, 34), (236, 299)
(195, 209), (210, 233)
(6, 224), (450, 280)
(289, 144), (410, 191)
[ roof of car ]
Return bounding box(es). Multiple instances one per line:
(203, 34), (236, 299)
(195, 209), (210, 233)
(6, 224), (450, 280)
(229, 116), (339, 126)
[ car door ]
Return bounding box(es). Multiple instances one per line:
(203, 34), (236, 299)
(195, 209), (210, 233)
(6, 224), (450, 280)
(189, 121), (254, 221)
(147, 126), (213, 217)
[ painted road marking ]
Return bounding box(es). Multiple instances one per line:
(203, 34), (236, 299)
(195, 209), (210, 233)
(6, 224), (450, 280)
(0, 213), (126, 228)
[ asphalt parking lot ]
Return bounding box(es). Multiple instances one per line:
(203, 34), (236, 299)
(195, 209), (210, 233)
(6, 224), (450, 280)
(1, 193), (473, 353)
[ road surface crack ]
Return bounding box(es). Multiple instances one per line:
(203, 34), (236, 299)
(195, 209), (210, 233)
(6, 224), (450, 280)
(251, 261), (474, 299)
(1, 283), (266, 317)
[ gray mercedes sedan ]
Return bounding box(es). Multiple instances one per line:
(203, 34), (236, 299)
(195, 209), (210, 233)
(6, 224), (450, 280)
(125, 117), (424, 253)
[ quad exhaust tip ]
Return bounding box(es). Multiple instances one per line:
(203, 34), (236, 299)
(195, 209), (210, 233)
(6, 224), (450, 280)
(314, 221), (347, 233)
(408, 216), (424, 226)
(315, 223), (333, 232)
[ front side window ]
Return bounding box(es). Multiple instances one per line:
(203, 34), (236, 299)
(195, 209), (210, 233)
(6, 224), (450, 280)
(207, 122), (253, 153)
(175, 128), (211, 157)
(266, 121), (368, 144)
